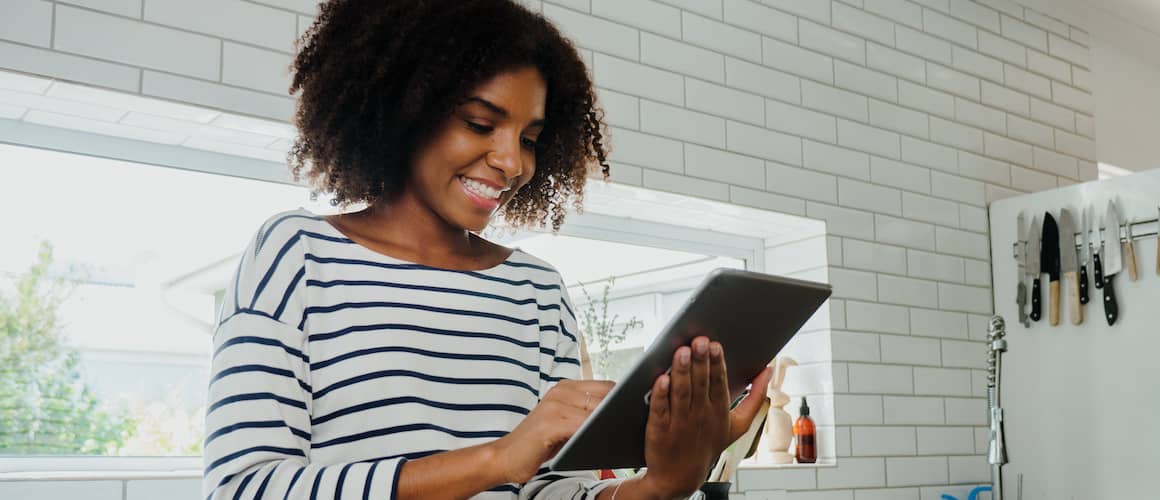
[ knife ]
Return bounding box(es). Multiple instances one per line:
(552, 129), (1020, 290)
(1092, 205), (1104, 290)
(1042, 212), (1061, 326)
(1125, 220), (1138, 281)
(1027, 216), (1042, 322)
(1156, 206), (1159, 276)
(1079, 205), (1091, 304)
(1015, 212), (1029, 327)
(1102, 200), (1123, 326)
(1059, 209), (1082, 325)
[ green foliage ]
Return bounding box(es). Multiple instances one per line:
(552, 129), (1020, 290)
(577, 278), (643, 378)
(0, 242), (133, 455)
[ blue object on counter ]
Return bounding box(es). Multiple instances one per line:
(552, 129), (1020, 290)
(940, 485), (992, 500)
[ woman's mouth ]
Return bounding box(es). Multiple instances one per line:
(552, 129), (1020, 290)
(458, 175), (505, 210)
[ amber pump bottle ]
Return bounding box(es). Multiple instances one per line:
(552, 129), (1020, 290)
(794, 397), (817, 464)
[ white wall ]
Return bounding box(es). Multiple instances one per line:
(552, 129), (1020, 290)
(0, 0), (1097, 498)
(1091, 40), (1160, 172)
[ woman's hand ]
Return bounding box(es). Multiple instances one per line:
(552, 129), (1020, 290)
(487, 379), (615, 484)
(637, 336), (773, 499)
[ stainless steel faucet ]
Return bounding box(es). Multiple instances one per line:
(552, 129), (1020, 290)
(987, 315), (1009, 500)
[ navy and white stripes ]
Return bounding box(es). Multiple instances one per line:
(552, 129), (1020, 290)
(203, 209), (610, 499)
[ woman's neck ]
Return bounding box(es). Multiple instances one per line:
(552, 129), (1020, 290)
(330, 192), (499, 269)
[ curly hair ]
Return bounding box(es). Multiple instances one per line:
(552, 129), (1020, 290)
(288, 0), (610, 231)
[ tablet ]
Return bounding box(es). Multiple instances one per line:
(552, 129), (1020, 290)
(549, 268), (832, 472)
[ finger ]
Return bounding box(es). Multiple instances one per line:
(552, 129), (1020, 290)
(690, 337), (711, 405)
(547, 380), (615, 410)
(647, 373), (671, 432)
(728, 366), (773, 442)
(670, 346), (692, 414)
(541, 400), (591, 447)
(552, 379), (616, 397)
(708, 341), (729, 406)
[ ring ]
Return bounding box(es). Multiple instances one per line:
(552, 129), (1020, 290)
(583, 392), (591, 411)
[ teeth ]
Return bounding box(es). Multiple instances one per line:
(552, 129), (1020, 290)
(461, 177), (503, 199)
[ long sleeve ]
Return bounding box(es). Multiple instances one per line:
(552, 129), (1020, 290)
(202, 216), (405, 499)
(519, 287), (614, 500)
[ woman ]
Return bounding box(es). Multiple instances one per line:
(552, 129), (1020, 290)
(202, 1), (772, 498)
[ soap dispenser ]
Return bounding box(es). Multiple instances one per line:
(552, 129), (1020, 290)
(794, 396), (816, 464)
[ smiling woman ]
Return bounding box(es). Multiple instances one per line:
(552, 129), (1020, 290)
(200, 1), (773, 499)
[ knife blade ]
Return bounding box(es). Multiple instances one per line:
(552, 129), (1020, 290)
(1015, 212), (1029, 327)
(1079, 204), (1090, 304)
(1156, 206), (1159, 276)
(1092, 204), (1104, 290)
(1059, 209), (1082, 325)
(1042, 212), (1061, 326)
(1102, 200), (1123, 326)
(1026, 216), (1042, 322)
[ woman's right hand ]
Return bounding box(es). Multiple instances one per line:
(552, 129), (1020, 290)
(488, 379), (615, 484)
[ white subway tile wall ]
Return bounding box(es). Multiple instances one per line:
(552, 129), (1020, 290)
(0, 0), (1095, 497)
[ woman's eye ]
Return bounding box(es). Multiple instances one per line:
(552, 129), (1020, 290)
(520, 137), (538, 150)
(465, 121), (493, 133)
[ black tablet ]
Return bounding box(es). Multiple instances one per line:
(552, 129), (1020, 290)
(549, 268), (832, 471)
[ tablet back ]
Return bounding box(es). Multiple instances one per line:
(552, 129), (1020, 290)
(549, 269), (832, 471)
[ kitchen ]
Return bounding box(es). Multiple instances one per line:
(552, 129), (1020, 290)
(1, 0), (1159, 499)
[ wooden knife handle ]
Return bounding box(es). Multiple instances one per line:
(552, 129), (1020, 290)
(1065, 271), (1082, 325)
(1049, 279), (1061, 326)
(1079, 265), (1089, 304)
(1126, 241), (1138, 281)
(1093, 253), (1104, 289)
(1030, 278), (1042, 321)
(1104, 274), (1118, 326)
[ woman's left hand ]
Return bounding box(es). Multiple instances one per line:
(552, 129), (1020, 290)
(635, 336), (773, 499)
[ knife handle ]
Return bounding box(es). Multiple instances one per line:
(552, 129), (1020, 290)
(1126, 241), (1138, 281)
(1030, 278), (1041, 322)
(1103, 274), (1118, 326)
(1049, 279), (1060, 326)
(1079, 265), (1089, 304)
(1065, 271), (1082, 325)
(1093, 253), (1104, 289)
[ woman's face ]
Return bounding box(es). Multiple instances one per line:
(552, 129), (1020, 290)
(407, 66), (546, 233)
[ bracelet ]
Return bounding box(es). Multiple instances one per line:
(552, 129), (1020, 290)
(610, 479), (624, 500)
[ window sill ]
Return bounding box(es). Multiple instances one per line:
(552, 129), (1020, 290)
(0, 457), (201, 481)
(0, 456), (838, 482)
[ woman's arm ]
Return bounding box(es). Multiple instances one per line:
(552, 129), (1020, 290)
(396, 377), (612, 499)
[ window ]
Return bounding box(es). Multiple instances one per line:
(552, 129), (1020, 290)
(0, 143), (332, 457)
(2, 117), (835, 470)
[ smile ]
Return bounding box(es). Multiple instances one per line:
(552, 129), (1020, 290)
(459, 176), (507, 200)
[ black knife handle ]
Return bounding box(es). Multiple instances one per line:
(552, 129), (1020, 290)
(1093, 253), (1104, 289)
(1030, 278), (1042, 321)
(1079, 265), (1089, 304)
(1104, 274), (1118, 326)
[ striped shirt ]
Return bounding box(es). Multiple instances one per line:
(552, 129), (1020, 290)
(203, 209), (610, 499)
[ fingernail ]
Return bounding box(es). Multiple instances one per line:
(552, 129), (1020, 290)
(711, 343), (722, 357)
(694, 340), (708, 356)
(679, 349), (690, 366)
(660, 376), (669, 391)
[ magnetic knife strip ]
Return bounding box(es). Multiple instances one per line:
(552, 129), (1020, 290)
(1012, 216), (1160, 259)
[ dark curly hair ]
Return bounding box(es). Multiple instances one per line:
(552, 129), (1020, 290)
(288, 0), (610, 231)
